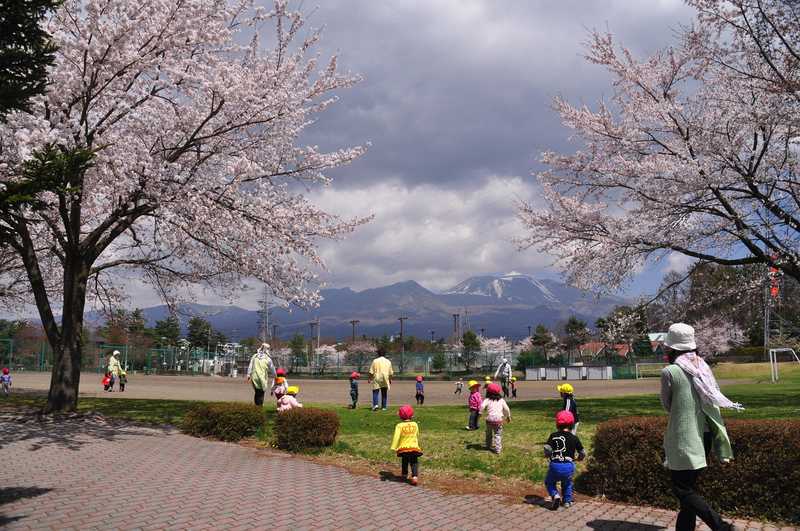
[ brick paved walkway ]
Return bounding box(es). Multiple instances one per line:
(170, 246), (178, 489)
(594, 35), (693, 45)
(1, 414), (792, 531)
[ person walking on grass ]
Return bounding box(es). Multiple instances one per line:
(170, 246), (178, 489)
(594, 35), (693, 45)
(390, 404), (422, 485)
(368, 347), (394, 411)
(661, 323), (742, 531)
(558, 383), (579, 435)
(544, 410), (585, 510)
(454, 378), (463, 395)
(349, 371), (360, 409)
(481, 383), (511, 454)
(415, 375), (424, 405)
(246, 343), (276, 406)
(1, 367), (11, 396)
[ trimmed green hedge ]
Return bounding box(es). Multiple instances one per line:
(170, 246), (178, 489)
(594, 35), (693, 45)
(181, 402), (266, 442)
(578, 417), (800, 523)
(274, 407), (339, 452)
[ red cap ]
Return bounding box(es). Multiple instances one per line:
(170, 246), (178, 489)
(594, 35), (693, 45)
(486, 383), (502, 395)
(2, 367), (8, 375)
(556, 410), (575, 427)
(416, 375), (423, 382)
(276, 368), (286, 376)
(398, 404), (414, 420)
(350, 371), (360, 379)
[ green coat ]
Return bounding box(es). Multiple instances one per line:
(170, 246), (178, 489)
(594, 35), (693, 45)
(662, 364), (733, 470)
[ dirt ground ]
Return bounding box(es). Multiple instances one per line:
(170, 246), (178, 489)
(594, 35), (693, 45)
(10, 371), (678, 405)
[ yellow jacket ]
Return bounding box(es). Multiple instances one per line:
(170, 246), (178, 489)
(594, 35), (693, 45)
(369, 356), (394, 390)
(390, 421), (422, 455)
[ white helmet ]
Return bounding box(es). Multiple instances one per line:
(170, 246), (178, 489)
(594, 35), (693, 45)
(112, 350), (120, 356)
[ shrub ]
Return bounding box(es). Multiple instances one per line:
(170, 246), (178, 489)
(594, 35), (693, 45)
(181, 402), (266, 442)
(274, 407), (340, 452)
(578, 417), (800, 523)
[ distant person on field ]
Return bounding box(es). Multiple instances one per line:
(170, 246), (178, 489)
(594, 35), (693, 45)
(544, 410), (585, 510)
(494, 357), (512, 397)
(465, 380), (481, 430)
(102, 372), (112, 392)
(558, 383), (579, 434)
(349, 371), (360, 409)
(368, 348), (394, 411)
(246, 343), (276, 406)
(277, 385), (303, 412)
(107, 350), (122, 391)
(481, 382), (511, 454)
(415, 375), (424, 405)
(510, 376), (517, 399)
(454, 378), (463, 395)
(118, 370), (127, 392)
(661, 323), (741, 531)
(390, 404), (423, 485)
(1, 367), (11, 396)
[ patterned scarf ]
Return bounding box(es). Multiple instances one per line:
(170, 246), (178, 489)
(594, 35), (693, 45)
(675, 352), (744, 410)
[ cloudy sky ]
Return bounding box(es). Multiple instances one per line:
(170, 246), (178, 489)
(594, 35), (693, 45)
(90, 1), (700, 312)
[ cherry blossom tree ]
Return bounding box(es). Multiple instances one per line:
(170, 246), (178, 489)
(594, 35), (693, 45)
(344, 340), (375, 373)
(479, 336), (512, 370)
(694, 316), (746, 355)
(518, 0), (800, 294)
(312, 344), (338, 375)
(0, 0), (368, 412)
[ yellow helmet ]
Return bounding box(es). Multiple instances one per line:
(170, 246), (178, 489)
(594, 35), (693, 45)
(558, 383), (574, 394)
(468, 380), (479, 388)
(511, 376), (517, 381)
(484, 375), (491, 381)
(286, 385), (299, 395)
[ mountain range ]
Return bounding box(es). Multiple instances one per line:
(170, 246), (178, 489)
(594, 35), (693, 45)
(88, 272), (626, 341)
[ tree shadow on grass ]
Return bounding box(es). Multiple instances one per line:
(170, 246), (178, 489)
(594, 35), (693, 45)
(585, 520), (665, 530)
(0, 411), (174, 452)
(0, 486), (53, 527)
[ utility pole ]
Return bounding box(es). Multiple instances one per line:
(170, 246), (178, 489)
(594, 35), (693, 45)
(257, 285), (271, 342)
(430, 330), (435, 343)
(452, 313), (460, 339)
(350, 319), (360, 342)
(316, 316), (321, 349)
(272, 324), (278, 342)
(480, 327), (485, 337)
(399, 316), (408, 372)
(528, 325), (532, 337)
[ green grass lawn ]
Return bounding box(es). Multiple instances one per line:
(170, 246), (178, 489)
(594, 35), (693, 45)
(303, 376), (800, 484)
(5, 369), (799, 485)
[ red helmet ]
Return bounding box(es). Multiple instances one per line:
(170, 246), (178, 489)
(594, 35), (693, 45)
(486, 383), (502, 395)
(275, 368), (286, 376)
(350, 371), (360, 379)
(556, 410), (575, 427)
(415, 375), (423, 382)
(1, 367), (8, 375)
(398, 404), (414, 420)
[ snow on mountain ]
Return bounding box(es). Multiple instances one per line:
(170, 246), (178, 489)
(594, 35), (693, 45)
(444, 272), (560, 304)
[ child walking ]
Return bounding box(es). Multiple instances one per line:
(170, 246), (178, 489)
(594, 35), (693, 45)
(454, 378), (463, 395)
(271, 375), (288, 397)
(544, 410), (585, 509)
(349, 371), (360, 409)
(481, 383), (511, 454)
(465, 380), (481, 430)
(1, 367), (11, 396)
(558, 384), (580, 434)
(390, 404), (422, 485)
(277, 385), (303, 412)
(510, 376), (517, 399)
(118, 370), (127, 392)
(415, 376), (424, 405)
(102, 372), (113, 392)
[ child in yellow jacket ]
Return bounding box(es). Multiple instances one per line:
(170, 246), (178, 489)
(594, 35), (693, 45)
(391, 404), (423, 485)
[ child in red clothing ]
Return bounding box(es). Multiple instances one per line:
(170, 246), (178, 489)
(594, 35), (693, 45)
(102, 372), (112, 391)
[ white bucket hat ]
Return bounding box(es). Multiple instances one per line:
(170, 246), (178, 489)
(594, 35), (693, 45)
(664, 323), (696, 351)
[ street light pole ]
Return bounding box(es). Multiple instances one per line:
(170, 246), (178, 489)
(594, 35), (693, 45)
(430, 330), (435, 343)
(528, 325), (532, 337)
(350, 319), (360, 342)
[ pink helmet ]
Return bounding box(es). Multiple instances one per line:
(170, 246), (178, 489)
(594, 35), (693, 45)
(398, 404), (414, 420)
(416, 375), (423, 382)
(350, 371), (360, 379)
(275, 368), (287, 376)
(486, 383), (502, 396)
(556, 410), (575, 427)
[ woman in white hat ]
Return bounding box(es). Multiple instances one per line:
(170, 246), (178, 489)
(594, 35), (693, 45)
(246, 343), (276, 406)
(660, 322), (741, 531)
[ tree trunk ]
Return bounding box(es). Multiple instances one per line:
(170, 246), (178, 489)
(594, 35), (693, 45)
(44, 259), (89, 413)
